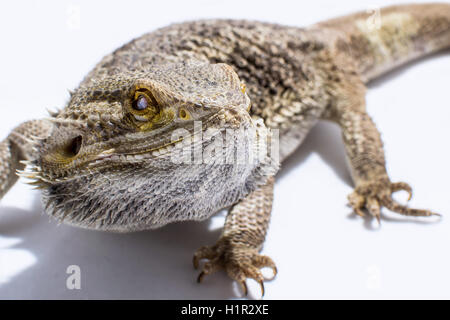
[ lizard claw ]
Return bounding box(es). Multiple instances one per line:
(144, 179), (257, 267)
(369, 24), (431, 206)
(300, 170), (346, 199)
(239, 280), (249, 296)
(348, 177), (440, 221)
(390, 182), (413, 201)
(237, 279), (264, 296)
(193, 240), (277, 297)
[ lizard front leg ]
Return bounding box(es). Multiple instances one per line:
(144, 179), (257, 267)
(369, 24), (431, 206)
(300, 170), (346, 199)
(0, 136), (24, 199)
(324, 69), (439, 222)
(0, 120), (52, 200)
(193, 176), (277, 296)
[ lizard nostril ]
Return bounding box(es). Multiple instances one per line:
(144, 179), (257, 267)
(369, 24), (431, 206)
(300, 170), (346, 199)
(67, 135), (83, 157)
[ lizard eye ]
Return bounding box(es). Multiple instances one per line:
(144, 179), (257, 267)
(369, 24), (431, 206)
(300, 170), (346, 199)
(130, 89), (159, 119)
(133, 95), (149, 111)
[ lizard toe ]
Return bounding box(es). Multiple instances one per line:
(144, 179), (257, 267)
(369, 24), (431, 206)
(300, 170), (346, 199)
(348, 177), (440, 220)
(193, 240), (276, 297)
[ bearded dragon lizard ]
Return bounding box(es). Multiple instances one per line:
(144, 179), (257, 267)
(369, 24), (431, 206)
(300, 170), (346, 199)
(0, 3), (449, 296)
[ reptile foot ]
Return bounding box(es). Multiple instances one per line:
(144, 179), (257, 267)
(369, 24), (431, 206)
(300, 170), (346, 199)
(348, 177), (440, 222)
(193, 240), (277, 296)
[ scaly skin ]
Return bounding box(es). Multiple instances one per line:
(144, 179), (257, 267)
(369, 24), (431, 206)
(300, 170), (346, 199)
(0, 3), (449, 296)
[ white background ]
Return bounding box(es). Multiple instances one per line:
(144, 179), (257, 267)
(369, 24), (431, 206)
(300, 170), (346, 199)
(0, 0), (449, 299)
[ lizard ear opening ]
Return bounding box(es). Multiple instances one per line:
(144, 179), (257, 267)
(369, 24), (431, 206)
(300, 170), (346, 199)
(63, 135), (83, 158)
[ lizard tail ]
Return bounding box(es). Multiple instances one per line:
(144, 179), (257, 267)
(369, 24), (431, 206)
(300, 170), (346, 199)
(316, 3), (450, 83)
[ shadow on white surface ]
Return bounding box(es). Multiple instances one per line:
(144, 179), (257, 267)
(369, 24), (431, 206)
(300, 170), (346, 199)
(279, 121), (352, 186)
(0, 196), (234, 299)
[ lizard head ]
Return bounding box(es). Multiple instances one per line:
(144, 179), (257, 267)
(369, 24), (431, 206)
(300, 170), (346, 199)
(27, 62), (278, 231)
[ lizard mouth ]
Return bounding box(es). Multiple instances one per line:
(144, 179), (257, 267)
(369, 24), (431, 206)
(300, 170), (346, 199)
(88, 137), (185, 167)
(87, 109), (259, 168)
